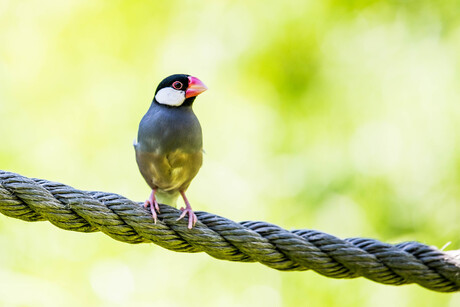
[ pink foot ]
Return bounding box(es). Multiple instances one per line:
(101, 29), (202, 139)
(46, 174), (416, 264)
(177, 191), (198, 229)
(144, 189), (160, 223)
(177, 207), (198, 229)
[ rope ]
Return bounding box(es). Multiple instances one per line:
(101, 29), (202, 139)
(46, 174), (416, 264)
(0, 170), (459, 293)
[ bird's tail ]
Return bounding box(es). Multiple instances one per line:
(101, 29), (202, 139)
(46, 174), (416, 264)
(155, 190), (179, 207)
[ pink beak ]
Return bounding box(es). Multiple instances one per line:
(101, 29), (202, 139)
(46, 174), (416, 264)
(185, 76), (208, 99)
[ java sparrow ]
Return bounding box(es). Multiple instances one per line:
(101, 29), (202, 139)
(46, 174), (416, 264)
(134, 74), (207, 229)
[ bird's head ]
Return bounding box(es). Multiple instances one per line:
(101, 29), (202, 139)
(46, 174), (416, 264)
(154, 74), (208, 107)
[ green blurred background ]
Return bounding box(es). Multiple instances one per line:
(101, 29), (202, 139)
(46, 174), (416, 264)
(1, 0), (459, 306)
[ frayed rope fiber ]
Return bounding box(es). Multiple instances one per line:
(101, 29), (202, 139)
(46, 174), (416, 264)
(0, 170), (459, 292)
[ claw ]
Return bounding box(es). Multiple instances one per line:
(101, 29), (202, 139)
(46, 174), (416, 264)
(144, 189), (160, 223)
(177, 207), (197, 229)
(178, 191), (198, 229)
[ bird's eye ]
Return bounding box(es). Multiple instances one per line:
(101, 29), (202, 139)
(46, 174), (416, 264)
(172, 81), (183, 90)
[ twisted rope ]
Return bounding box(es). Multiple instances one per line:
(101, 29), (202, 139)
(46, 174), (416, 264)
(0, 170), (459, 292)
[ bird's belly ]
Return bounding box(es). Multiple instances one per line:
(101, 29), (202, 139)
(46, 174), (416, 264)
(135, 149), (202, 192)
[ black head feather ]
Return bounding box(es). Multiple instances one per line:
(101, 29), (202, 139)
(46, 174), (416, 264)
(155, 74), (190, 93)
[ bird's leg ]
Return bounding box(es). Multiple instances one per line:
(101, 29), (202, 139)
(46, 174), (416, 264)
(144, 189), (160, 223)
(177, 191), (198, 229)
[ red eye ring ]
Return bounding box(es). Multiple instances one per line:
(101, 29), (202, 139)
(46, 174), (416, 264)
(172, 81), (183, 90)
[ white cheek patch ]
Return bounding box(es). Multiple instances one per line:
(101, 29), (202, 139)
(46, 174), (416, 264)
(155, 87), (186, 107)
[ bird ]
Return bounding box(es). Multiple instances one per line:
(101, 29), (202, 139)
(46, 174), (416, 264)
(134, 74), (207, 229)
